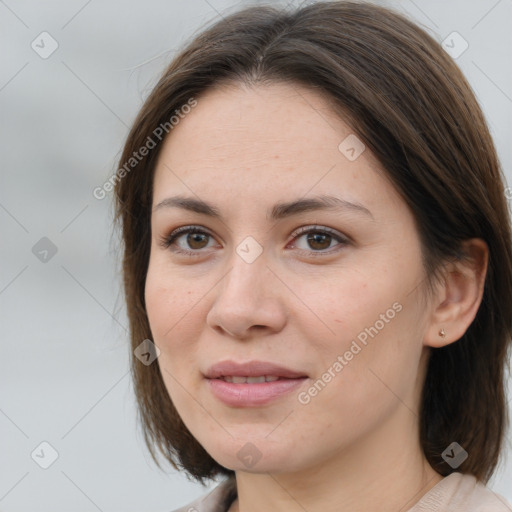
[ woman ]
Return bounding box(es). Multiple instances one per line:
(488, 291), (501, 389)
(113, 1), (512, 511)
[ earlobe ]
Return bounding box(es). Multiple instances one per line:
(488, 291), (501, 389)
(424, 238), (488, 348)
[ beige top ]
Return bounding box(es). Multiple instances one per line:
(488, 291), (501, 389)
(171, 472), (512, 512)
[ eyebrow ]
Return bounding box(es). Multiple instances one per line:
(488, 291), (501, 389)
(153, 194), (373, 221)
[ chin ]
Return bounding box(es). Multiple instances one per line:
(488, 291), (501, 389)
(214, 455), (299, 475)
(201, 436), (307, 475)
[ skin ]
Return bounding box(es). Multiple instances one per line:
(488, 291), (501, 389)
(145, 82), (488, 512)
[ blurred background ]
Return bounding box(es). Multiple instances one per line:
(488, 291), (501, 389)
(1, 0), (511, 510)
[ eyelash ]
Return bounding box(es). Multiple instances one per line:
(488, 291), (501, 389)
(157, 225), (349, 257)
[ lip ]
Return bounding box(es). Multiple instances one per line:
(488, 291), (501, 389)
(204, 360), (308, 407)
(204, 360), (308, 379)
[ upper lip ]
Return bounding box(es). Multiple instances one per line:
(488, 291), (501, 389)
(204, 360), (308, 379)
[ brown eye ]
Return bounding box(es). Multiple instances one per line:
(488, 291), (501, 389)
(187, 232), (210, 250)
(291, 226), (348, 254)
(306, 232), (332, 251)
(159, 226), (216, 255)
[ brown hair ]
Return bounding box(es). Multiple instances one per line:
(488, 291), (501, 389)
(113, 0), (512, 485)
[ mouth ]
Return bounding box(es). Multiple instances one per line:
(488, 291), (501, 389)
(204, 360), (309, 407)
(204, 359), (308, 380)
(218, 375), (291, 383)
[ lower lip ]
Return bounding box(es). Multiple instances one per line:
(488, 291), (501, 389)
(207, 377), (308, 407)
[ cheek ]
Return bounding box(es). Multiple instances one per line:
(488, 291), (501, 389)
(145, 255), (201, 339)
(144, 259), (205, 383)
(296, 270), (401, 357)
(303, 270), (425, 406)
(293, 304), (423, 453)
(144, 253), (230, 405)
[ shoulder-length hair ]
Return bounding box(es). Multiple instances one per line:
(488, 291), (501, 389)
(113, 0), (512, 485)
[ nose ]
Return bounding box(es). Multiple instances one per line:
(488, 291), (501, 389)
(206, 249), (287, 339)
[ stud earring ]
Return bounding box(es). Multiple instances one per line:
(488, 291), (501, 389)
(439, 328), (446, 338)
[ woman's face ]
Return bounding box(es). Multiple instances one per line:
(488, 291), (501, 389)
(145, 82), (434, 474)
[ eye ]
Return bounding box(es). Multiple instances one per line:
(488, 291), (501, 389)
(289, 225), (349, 254)
(158, 226), (217, 256)
(158, 224), (349, 257)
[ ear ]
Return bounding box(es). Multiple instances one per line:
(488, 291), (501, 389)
(424, 238), (489, 348)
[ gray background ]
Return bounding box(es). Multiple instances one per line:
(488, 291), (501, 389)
(1, 0), (511, 510)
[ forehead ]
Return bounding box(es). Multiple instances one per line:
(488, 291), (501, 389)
(152, 82), (402, 216)
(159, 81), (358, 163)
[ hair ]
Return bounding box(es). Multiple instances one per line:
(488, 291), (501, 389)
(113, 0), (512, 485)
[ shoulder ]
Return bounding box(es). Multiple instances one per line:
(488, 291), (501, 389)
(170, 477), (237, 512)
(410, 472), (512, 512)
